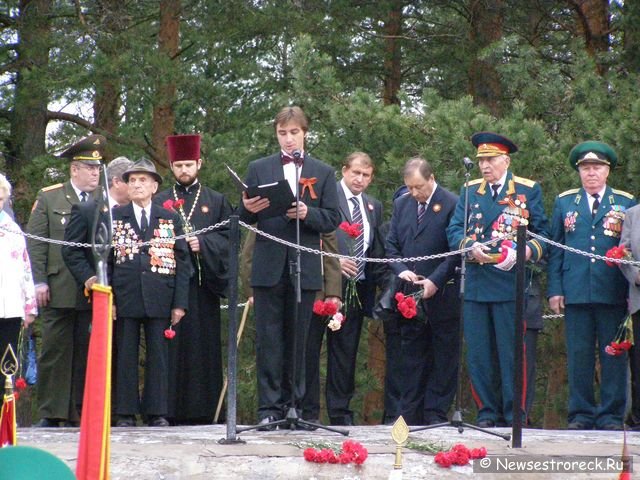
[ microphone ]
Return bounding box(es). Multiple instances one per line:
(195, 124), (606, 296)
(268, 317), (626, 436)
(292, 149), (302, 166)
(463, 157), (475, 170)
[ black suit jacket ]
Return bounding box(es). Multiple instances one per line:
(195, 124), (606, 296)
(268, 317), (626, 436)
(385, 185), (459, 316)
(336, 182), (383, 312)
(110, 203), (191, 318)
(239, 153), (340, 290)
(62, 200), (110, 310)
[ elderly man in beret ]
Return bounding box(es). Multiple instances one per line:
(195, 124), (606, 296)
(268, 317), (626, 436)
(447, 132), (549, 429)
(110, 158), (191, 427)
(27, 134), (105, 427)
(548, 141), (636, 431)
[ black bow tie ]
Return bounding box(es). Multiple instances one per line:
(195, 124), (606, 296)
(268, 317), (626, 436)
(281, 154), (303, 166)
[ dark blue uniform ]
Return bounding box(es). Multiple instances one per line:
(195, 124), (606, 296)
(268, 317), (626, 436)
(447, 171), (549, 425)
(548, 186), (636, 429)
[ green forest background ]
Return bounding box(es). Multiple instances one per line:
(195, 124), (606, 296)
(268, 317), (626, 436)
(2, 0), (640, 427)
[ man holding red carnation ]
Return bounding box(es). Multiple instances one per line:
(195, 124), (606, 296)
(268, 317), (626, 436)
(302, 151), (383, 427)
(548, 141), (636, 431)
(386, 157), (459, 426)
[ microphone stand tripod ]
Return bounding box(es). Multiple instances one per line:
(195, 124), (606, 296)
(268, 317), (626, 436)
(237, 152), (348, 436)
(409, 160), (510, 441)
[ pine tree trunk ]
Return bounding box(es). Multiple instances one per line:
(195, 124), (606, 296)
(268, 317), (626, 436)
(468, 0), (504, 117)
(151, 0), (180, 169)
(7, 0), (51, 175)
(382, 0), (403, 106)
(570, 0), (610, 74)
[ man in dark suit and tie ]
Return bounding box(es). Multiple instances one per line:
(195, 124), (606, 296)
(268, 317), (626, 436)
(384, 157), (460, 425)
(110, 158), (190, 427)
(302, 151), (383, 426)
(239, 106), (340, 429)
(61, 156), (133, 417)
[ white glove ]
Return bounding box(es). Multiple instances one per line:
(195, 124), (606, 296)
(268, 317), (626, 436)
(494, 245), (517, 271)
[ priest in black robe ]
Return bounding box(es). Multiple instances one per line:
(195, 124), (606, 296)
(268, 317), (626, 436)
(154, 134), (232, 424)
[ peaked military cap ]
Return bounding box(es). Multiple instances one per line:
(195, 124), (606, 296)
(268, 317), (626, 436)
(122, 157), (163, 185)
(569, 141), (617, 170)
(58, 134), (106, 165)
(471, 132), (518, 157)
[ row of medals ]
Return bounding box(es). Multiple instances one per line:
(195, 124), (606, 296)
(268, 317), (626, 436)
(149, 219), (176, 274)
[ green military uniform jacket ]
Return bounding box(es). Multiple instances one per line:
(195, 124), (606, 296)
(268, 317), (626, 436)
(27, 181), (84, 309)
(547, 185), (636, 305)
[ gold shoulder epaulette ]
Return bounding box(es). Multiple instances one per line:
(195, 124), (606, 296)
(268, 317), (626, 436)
(513, 176), (536, 188)
(559, 188), (579, 198)
(41, 183), (63, 192)
(612, 189), (634, 200)
(468, 178), (483, 186)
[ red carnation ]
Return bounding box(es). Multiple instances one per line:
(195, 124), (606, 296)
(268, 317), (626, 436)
(605, 245), (629, 267)
(164, 327), (176, 339)
(339, 221), (362, 239)
(303, 448), (317, 462)
(174, 198), (185, 208)
(313, 299), (326, 315)
(162, 199), (175, 211)
(15, 377), (27, 391)
(435, 451), (453, 468)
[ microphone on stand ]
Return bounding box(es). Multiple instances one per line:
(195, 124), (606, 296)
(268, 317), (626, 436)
(463, 156), (475, 170)
(292, 149), (302, 165)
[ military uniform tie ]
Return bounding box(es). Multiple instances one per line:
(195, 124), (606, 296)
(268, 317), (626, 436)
(141, 208), (148, 233)
(80, 191), (88, 202)
(350, 197), (365, 281)
(592, 193), (600, 217)
(491, 183), (501, 200)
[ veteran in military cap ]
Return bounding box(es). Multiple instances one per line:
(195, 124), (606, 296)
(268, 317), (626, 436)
(26, 134), (106, 427)
(548, 141), (636, 431)
(447, 132), (549, 428)
(111, 157), (190, 427)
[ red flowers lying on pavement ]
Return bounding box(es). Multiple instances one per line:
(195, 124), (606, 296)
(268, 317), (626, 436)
(303, 440), (368, 465)
(434, 444), (487, 468)
(605, 245), (631, 267)
(338, 221), (362, 239)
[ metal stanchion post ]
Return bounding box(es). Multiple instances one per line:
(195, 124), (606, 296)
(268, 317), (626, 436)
(220, 215), (244, 444)
(512, 225), (527, 448)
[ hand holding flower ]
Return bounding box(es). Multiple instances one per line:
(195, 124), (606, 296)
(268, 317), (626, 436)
(413, 277), (438, 299)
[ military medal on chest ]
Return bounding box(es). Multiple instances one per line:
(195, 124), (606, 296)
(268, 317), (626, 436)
(564, 211), (578, 233)
(603, 205), (626, 238)
(113, 221), (140, 264)
(491, 194), (530, 242)
(149, 219), (177, 275)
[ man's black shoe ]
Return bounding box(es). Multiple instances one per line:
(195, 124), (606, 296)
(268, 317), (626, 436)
(148, 416), (170, 427)
(567, 422), (591, 430)
(477, 419), (496, 428)
(33, 418), (60, 428)
(116, 415), (136, 427)
(257, 416), (278, 431)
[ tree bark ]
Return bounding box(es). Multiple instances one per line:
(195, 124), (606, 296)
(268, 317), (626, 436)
(381, 0), (403, 106)
(569, 0), (610, 74)
(467, 0), (504, 117)
(92, 0), (126, 160)
(151, 0), (180, 170)
(7, 0), (51, 175)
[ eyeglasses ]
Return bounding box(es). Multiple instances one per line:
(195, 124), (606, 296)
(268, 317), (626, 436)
(75, 163), (101, 172)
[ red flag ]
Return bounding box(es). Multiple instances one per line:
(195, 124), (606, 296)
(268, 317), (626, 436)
(76, 284), (113, 480)
(0, 393), (17, 447)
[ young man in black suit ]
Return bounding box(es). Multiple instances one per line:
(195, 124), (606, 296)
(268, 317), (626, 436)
(239, 106), (340, 429)
(384, 157), (460, 426)
(110, 158), (190, 427)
